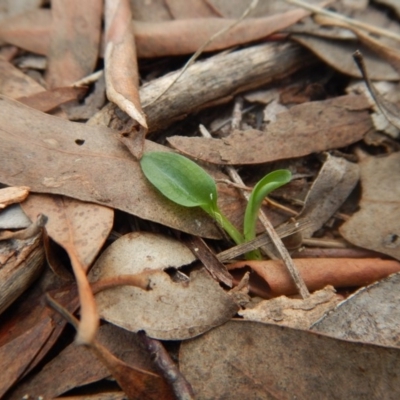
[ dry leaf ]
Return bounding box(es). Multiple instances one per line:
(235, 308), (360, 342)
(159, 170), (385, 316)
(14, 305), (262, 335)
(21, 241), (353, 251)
(21, 194), (113, 270)
(21, 194), (113, 344)
(0, 317), (53, 398)
(228, 258), (400, 296)
(89, 232), (239, 340)
(104, 0), (147, 159)
(312, 272), (400, 347)
(239, 286), (341, 329)
(17, 86), (88, 113)
(168, 94), (373, 164)
(133, 8), (310, 58)
(0, 57), (44, 98)
(165, 0), (217, 18)
(340, 151), (400, 260)
(0, 95), (220, 238)
(9, 323), (158, 399)
(292, 34), (399, 80)
(180, 320), (400, 399)
(297, 153), (359, 238)
(46, 0), (102, 88)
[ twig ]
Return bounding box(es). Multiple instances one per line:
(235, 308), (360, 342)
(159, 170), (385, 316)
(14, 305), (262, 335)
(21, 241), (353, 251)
(285, 0), (400, 43)
(138, 332), (195, 400)
(144, 0), (259, 106)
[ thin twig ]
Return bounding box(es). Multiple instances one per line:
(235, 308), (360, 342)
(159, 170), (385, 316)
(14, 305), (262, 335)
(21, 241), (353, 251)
(144, 0), (259, 106)
(138, 332), (195, 400)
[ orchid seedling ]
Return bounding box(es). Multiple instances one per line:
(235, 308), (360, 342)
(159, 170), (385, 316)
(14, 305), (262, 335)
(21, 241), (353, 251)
(140, 151), (291, 259)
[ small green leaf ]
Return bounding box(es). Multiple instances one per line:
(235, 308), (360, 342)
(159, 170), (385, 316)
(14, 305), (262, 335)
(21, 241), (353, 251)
(140, 151), (218, 211)
(141, 151), (244, 245)
(244, 170), (292, 242)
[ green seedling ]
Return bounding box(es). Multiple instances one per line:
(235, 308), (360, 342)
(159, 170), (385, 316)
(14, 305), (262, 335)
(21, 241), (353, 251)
(140, 151), (291, 258)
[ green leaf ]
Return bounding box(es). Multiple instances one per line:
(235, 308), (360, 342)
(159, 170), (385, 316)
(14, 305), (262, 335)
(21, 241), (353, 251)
(244, 170), (292, 242)
(140, 151), (218, 212)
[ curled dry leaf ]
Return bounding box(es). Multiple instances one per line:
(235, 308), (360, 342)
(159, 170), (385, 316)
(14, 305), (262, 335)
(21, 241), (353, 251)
(228, 258), (400, 297)
(105, 0), (147, 159)
(168, 94), (373, 164)
(312, 272), (400, 347)
(180, 320), (400, 399)
(340, 151), (400, 260)
(89, 232), (239, 340)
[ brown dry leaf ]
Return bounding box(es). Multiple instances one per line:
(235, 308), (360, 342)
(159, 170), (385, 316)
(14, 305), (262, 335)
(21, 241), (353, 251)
(0, 317), (54, 398)
(0, 186), (29, 208)
(46, 0), (102, 88)
(373, 0), (400, 18)
(0, 57), (44, 98)
(168, 94), (373, 164)
(129, 0), (173, 21)
(165, 0), (218, 18)
(21, 194), (113, 344)
(17, 86), (88, 113)
(340, 151), (400, 260)
(133, 8), (310, 58)
(89, 232), (239, 340)
(292, 34), (399, 80)
(297, 153), (359, 238)
(105, 0), (147, 159)
(21, 194), (113, 270)
(9, 323), (158, 399)
(179, 320), (400, 399)
(0, 9), (51, 55)
(0, 95), (220, 238)
(312, 272), (400, 347)
(239, 286), (341, 329)
(206, 0), (304, 18)
(228, 258), (400, 297)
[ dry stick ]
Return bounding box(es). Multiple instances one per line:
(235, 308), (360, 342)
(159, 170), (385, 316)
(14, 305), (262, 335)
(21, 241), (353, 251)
(144, 0), (259, 107)
(285, 0), (400, 43)
(92, 42), (316, 132)
(199, 122), (310, 299)
(138, 332), (195, 400)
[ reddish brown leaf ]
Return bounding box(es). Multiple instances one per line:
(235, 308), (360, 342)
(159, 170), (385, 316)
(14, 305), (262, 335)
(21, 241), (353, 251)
(0, 317), (54, 398)
(228, 258), (400, 297)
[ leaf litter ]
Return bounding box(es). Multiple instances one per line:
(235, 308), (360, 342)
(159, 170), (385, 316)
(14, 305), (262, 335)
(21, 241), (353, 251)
(1, 0), (400, 398)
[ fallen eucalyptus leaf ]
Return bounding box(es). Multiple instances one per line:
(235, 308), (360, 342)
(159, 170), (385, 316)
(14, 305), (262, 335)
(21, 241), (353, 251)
(89, 232), (238, 340)
(168, 95), (373, 164)
(180, 320), (400, 399)
(340, 151), (400, 260)
(312, 272), (400, 347)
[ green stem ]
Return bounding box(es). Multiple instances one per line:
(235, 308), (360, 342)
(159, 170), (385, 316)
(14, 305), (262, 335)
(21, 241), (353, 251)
(208, 209), (244, 245)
